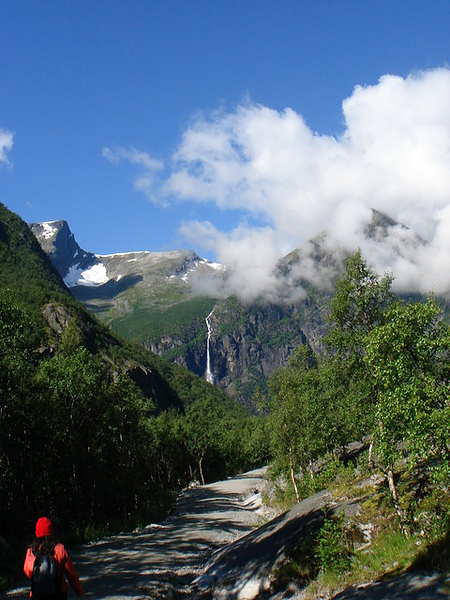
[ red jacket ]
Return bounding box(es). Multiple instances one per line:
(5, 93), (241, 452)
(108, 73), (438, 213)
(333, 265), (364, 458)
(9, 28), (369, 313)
(23, 543), (84, 597)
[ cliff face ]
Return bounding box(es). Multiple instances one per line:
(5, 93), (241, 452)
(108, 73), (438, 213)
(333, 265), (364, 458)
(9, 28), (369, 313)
(30, 209), (426, 409)
(29, 220), (96, 277)
(144, 298), (327, 409)
(211, 302), (305, 399)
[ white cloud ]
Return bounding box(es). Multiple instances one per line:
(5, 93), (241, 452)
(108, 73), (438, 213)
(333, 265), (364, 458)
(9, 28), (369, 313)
(102, 146), (165, 203)
(180, 220), (286, 302)
(106, 68), (450, 299)
(0, 129), (13, 165)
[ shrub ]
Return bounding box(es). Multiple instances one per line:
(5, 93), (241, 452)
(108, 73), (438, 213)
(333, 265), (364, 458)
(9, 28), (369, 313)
(315, 512), (351, 576)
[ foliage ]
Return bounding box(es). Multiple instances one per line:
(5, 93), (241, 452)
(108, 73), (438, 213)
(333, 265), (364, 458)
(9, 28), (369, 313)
(315, 512), (352, 576)
(0, 204), (269, 590)
(365, 297), (450, 471)
(412, 487), (450, 542)
(267, 249), (449, 546)
(326, 249), (394, 352)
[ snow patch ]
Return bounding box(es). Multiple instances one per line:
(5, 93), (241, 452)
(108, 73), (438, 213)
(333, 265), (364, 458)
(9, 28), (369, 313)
(41, 222), (58, 240)
(201, 258), (224, 271)
(96, 251), (150, 258)
(64, 263), (110, 287)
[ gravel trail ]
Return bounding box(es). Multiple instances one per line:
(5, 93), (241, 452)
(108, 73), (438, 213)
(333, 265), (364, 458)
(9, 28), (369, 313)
(4, 468), (268, 599)
(4, 466), (449, 599)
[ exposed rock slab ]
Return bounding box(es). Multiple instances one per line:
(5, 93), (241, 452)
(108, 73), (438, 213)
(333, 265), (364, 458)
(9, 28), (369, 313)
(193, 490), (331, 599)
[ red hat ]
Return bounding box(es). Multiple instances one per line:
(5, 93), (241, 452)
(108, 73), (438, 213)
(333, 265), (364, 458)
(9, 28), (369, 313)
(35, 517), (54, 538)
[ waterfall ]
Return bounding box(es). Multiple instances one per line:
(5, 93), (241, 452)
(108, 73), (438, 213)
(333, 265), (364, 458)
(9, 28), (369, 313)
(205, 310), (214, 384)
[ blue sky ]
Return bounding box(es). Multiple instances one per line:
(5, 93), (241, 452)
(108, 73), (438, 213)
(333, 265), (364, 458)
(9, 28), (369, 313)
(1, 1), (450, 296)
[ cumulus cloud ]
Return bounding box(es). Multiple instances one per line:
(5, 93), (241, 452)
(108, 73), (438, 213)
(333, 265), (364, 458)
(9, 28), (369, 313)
(106, 68), (450, 300)
(0, 129), (13, 165)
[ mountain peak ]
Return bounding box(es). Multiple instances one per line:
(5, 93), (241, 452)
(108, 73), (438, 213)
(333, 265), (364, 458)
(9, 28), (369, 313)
(30, 220), (95, 280)
(30, 220), (224, 297)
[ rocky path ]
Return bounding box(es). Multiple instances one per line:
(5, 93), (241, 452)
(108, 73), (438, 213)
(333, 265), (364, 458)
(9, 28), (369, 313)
(4, 466), (450, 599)
(5, 468), (268, 599)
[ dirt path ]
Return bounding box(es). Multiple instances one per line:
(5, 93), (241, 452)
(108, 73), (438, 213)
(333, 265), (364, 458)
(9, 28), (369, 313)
(5, 468), (268, 599)
(5, 467), (449, 600)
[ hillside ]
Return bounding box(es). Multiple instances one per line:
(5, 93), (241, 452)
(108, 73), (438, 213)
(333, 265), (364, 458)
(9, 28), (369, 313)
(2, 203), (243, 411)
(0, 202), (266, 589)
(28, 221), (333, 407)
(31, 209), (427, 408)
(3, 202), (449, 597)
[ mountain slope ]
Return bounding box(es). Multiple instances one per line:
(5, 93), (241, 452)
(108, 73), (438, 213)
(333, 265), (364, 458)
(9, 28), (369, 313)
(1, 202), (238, 412)
(29, 219), (316, 404)
(1, 202), (260, 568)
(30, 209), (427, 408)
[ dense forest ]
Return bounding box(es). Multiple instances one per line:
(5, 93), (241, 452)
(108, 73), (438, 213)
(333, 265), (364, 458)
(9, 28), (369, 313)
(0, 204), (268, 586)
(1, 202), (449, 591)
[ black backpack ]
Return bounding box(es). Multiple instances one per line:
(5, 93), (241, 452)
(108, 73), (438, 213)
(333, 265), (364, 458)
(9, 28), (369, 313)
(31, 547), (61, 599)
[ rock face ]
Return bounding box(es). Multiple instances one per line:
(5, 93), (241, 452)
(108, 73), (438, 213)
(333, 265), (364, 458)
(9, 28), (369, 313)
(144, 299), (317, 409)
(202, 301), (314, 407)
(194, 489), (331, 599)
(30, 220), (96, 279)
(30, 210), (427, 409)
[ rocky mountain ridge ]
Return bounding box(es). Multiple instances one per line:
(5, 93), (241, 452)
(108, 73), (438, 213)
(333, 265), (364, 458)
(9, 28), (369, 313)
(30, 220), (226, 292)
(30, 210), (426, 408)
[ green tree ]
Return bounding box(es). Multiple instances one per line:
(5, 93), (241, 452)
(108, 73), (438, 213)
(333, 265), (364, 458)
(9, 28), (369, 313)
(365, 297), (450, 532)
(184, 397), (224, 485)
(326, 250), (394, 448)
(327, 249), (394, 351)
(0, 293), (37, 537)
(147, 409), (189, 487)
(267, 252), (395, 502)
(269, 347), (329, 501)
(35, 347), (153, 525)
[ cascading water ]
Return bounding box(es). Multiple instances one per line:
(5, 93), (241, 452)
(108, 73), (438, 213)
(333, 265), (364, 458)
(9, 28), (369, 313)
(205, 310), (214, 384)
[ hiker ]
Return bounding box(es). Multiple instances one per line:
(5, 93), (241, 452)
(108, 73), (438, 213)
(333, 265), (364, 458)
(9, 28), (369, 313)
(23, 516), (84, 599)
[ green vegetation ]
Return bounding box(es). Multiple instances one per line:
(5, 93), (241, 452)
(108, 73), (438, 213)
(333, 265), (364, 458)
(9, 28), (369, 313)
(267, 450), (450, 598)
(266, 249), (450, 595)
(315, 512), (351, 576)
(109, 296), (216, 348)
(2, 201), (449, 595)
(0, 204), (269, 589)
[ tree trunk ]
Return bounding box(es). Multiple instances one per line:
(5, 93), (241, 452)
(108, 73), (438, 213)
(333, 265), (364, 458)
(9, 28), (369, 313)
(368, 439), (374, 468)
(198, 453), (205, 486)
(387, 468), (409, 537)
(289, 449), (300, 503)
(284, 421), (300, 502)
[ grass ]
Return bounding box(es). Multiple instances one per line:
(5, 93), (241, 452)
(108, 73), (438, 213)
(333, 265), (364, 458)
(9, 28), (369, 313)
(351, 529), (423, 580)
(109, 296), (216, 344)
(266, 451), (450, 598)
